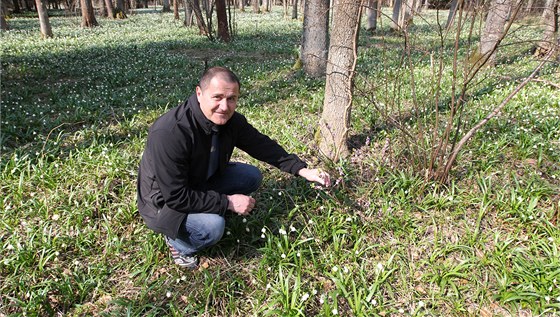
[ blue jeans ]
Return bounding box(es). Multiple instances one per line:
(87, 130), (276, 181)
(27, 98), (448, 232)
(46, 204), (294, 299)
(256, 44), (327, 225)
(166, 162), (262, 256)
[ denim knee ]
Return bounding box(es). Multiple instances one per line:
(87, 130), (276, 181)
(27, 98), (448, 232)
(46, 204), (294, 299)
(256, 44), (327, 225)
(183, 213), (226, 250)
(244, 165), (263, 193)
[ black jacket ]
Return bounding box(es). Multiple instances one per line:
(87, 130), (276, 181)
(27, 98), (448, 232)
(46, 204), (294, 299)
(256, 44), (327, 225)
(137, 94), (307, 238)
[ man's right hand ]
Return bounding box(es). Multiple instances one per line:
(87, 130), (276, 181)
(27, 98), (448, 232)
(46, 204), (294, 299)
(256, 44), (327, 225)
(227, 194), (256, 216)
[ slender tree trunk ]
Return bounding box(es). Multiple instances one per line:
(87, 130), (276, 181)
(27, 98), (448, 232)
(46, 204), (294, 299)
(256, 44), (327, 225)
(36, 0), (53, 36)
(301, 0), (329, 77)
(445, 0), (458, 29)
(174, 0), (180, 18)
(366, 0), (378, 31)
(291, 0), (298, 18)
(216, 0), (230, 41)
(252, 0), (260, 12)
(105, 0), (116, 18)
(184, 0), (193, 25)
(391, 0), (401, 30)
(319, 0), (363, 161)
(525, 0), (534, 12)
(188, 0), (210, 35)
(240, 0), (245, 11)
(479, 0), (512, 65)
(535, 0), (559, 57)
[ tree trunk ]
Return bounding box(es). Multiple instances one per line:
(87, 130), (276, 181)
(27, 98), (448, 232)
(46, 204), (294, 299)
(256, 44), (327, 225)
(188, 0), (210, 36)
(81, 0), (99, 26)
(184, 0), (193, 26)
(240, 0), (245, 11)
(116, 0), (127, 17)
(391, 0), (401, 30)
(366, 0), (378, 31)
(12, 0), (22, 13)
(252, 0), (260, 13)
(319, 0), (363, 161)
(36, 0), (53, 36)
(301, 0), (329, 77)
(216, 0), (230, 41)
(291, 0), (298, 18)
(1, 0), (9, 31)
(479, 0), (512, 65)
(535, 0), (559, 57)
(174, 0), (180, 18)
(105, 0), (116, 18)
(163, 0), (171, 11)
(445, 0), (458, 29)
(525, 0), (534, 12)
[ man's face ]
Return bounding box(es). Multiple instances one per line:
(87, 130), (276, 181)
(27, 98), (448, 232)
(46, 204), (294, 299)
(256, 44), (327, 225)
(196, 76), (239, 125)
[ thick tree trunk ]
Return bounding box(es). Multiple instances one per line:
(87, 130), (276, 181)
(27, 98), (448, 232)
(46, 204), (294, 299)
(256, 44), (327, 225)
(81, 0), (99, 26)
(116, 0), (127, 18)
(301, 0), (329, 77)
(252, 0), (260, 13)
(366, 0), (378, 31)
(319, 0), (363, 161)
(163, 0), (171, 12)
(105, 0), (116, 18)
(12, 0), (22, 13)
(35, 0), (53, 37)
(1, 1), (9, 31)
(216, 0), (230, 41)
(479, 0), (512, 65)
(535, 0), (559, 57)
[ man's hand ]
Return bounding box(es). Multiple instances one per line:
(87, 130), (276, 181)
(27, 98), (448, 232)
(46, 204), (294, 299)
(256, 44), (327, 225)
(227, 194), (256, 216)
(298, 168), (331, 187)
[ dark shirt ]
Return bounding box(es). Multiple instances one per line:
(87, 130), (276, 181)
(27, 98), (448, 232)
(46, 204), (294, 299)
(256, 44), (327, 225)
(137, 94), (307, 238)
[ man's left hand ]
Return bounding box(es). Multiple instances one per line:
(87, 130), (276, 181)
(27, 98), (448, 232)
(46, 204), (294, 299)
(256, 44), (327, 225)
(298, 168), (331, 187)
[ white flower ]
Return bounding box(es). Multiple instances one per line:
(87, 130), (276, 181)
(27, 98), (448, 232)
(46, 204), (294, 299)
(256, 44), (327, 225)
(166, 291), (172, 298)
(371, 299), (377, 306)
(301, 293), (309, 301)
(52, 214), (60, 221)
(332, 308), (338, 315)
(399, 308), (405, 313)
(332, 266), (338, 272)
(261, 234), (266, 239)
(261, 227), (266, 233)
(281, 253), (286, 259)
(418, 300), (425, 308)
(242, 218), (247, 223)
(279, 228), (287, 235)
(245, 227), (250, 232)
(290, 225), (296, 232)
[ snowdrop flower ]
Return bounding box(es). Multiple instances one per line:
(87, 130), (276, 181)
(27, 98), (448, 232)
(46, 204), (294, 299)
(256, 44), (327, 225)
(301, 293), (309, 302)
(332, 308), (338, 315)
(261, 234), (266, 239)
(261, 227), (266, 233)
(332, 266), (338, 272)
(418, 300), (425, 308)
(245, 227), (250, 232)
(281, 253), (286, 259)
(371, 299), (377, 306)
(166, 291), (172, 298)
(279, 228), (287, 235)
(242, 218), (247, 223)
(289, 225), (296, 232)
(52, 214), (60, 221)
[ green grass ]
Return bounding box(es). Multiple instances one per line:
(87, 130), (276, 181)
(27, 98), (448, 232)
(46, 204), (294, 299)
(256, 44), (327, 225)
(1, 6), (559, 316)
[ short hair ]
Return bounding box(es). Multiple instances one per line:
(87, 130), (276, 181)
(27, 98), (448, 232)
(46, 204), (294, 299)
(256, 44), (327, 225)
(199, 66), (241, 91)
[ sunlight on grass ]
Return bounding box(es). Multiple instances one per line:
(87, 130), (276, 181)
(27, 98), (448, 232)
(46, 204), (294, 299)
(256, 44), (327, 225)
(1, 6), (559, 316)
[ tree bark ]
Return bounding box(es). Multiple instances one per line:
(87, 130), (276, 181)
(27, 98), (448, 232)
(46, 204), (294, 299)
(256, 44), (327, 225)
(216, 0), (230, 41)
(163, 0), (171, 12)
(301, 0), (329, 77)
(479, 0), (512, 65)
(391, 0), (401, 30)
(36, 0), (53, 36)
(184, 0), (193, 26)
(1, 0), (9, 31)
(116, 0), (127, 18)
(12, 0), (22, 13)
(174, 0), (180, 19)
(366, 0), (378, 31)
(105, 0), (116, 18)
(292, 0), (298, 19)
(81, 0), (99, 27)
(188, 0), (210, 36)
(319, 0), (363, 161)
(252, 0), (260, 13)
(445, 0), (458, 29)
(535, 0), (559, 57)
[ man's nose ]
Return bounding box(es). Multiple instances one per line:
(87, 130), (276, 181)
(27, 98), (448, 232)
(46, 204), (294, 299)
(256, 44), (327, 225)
(218, 98), (228, 109)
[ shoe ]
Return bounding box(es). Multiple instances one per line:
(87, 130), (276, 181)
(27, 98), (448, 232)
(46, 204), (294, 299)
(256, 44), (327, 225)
(165, 237), (199, 270)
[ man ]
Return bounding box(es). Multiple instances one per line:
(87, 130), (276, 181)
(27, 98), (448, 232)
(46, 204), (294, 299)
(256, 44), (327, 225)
(137, 66), (330, 270)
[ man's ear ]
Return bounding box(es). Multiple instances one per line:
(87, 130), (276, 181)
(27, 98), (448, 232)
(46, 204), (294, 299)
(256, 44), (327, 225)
(195, 86), (202, 100)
